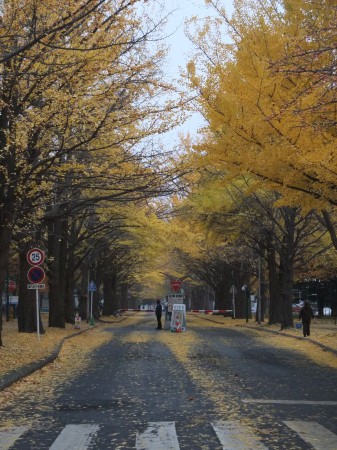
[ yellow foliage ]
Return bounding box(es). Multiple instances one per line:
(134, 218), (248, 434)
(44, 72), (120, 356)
(0, 0), (179, 231)
(186, 0), (337, 209)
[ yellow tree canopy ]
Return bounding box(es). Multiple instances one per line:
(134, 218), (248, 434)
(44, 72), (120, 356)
(0, 0), (179, 221)
(186, 0), (337, 210)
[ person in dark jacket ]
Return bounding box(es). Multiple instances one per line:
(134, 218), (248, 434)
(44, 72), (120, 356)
(155, 300), (162, 330)
(299, 301), (315, 337)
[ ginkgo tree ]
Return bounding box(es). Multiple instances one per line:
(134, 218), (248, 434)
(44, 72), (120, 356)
(167, 136), (334, 326)
(186, 0), (337, 211)
(0, 0), (183, 343)
(177, 0), (337, 325)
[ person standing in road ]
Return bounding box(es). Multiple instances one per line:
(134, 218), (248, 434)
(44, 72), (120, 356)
(299, 301), (315, 337)
(155, 299), (162, 330)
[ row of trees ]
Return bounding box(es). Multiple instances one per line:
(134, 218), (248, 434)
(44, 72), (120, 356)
(3, 0), (337, 339)
(149, 0), (337, 328)
(100, 0), (337, 328)
(0, 0), (185, 345)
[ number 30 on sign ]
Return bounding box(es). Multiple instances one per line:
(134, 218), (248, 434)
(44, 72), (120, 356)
(27, 248), (45, 266)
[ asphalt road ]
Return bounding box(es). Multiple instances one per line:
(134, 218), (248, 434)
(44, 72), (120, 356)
(2, 315), (337, 449)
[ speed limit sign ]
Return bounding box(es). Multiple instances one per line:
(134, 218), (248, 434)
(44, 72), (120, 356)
(27, 248), (45, 266)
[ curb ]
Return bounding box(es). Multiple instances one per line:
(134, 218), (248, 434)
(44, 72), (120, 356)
(0, 326), (96, 392)
(98, 316), (129, 324)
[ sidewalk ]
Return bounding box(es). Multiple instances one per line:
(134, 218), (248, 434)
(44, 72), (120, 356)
(0, 315), (122, 391)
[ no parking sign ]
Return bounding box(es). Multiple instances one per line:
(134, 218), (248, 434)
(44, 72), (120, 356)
(27, 266), (45, 284)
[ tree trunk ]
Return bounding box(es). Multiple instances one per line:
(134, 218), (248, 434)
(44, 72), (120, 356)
(188, 284), (209, 310)
(65, 246), (76, 323)
(79, 264), (89, 321)
(258, 264), (267, 322)
(120, 282), (128, 309)
(102, 270), (117, 315)
(59, 217), (70, 322)
(279, 209), (296, 329)
(279, 256), (294, 330)
(0, 227), (13, 346)
(47, 215), (65, 328)
(267, 242), (281, 325)
(214, 284), (230, 310)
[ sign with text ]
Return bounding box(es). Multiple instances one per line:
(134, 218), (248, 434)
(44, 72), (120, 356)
(170, 303), (186, 332)
(27, 284), (45, 290)
(167, 296), (184, 313)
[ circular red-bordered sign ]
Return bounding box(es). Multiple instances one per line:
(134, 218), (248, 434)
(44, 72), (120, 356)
(8, 280), (16, 292)
(27, 248), (45, 266)
(27, 266), (45, 284)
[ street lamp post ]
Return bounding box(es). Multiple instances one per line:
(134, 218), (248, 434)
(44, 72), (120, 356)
(230, 284), (237, 319)
(257, 255), (262, 324)
(242, 284), (250, 323)
(73, 289), (79, 313)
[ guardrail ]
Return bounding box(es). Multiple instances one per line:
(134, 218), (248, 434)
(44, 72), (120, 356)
(115, 308), (233, 315)
(190, 310), (232, 315)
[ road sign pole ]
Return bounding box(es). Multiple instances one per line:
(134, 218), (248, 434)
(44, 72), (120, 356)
(87, 270), (90, 323)
(87, 279), (96, 326)
(5, 272), (9, 322)
(232, 288), (236, 319)
(230, 285), (237, 319)
(90, 291), (95, 326)
(26, 247), (45, 340)
(36, 288), (40, 341)
(257, 255), (262, 324)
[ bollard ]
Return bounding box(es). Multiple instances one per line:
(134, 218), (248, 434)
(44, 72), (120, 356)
(75, 313), (81, 329)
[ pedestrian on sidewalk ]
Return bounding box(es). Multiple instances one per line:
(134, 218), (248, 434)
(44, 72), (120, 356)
(299, 301), (315, 337)
(155, 299), (162, 330)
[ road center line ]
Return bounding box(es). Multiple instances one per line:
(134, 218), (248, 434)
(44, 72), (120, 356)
(243, 399), (337, 406)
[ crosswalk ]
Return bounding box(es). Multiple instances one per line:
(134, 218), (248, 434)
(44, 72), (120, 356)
(1, 420), (337, 449)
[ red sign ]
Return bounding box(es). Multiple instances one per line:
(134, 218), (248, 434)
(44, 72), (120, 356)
(27, 266), (45, 284)
(27, 248), (45, 266)
(8, 280), (16, 292)
(170, 280), (182, 292)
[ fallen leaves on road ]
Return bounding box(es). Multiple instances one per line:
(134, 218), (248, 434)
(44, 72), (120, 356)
(1, 312), (337, 431)
(0, 321), (112, 427)
(189, 314), (337, 369)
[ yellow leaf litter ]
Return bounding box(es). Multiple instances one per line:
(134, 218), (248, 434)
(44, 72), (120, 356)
(0, 313), (337, 429)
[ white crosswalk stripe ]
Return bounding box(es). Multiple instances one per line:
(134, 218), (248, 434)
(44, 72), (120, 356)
(1, 420), (337, 449)
(49, 424), (100, 450)
(136, 421), (180, 449)
(284, 420), (337, 450)
(0, 426), (28, 450)
(211, 421), (268, 449)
